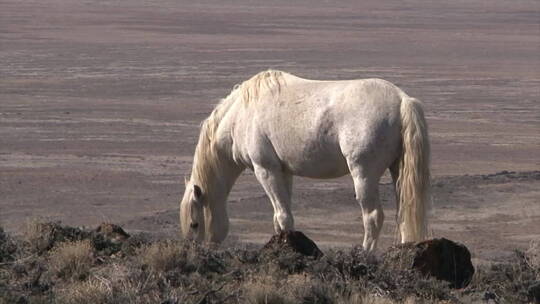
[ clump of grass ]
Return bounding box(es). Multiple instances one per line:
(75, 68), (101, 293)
(49, 240), (94, 280)
(64, 263), (151, 303)
(23, 219), (88, 254)
(23, 219), (58, 253)
(339, 293), (400, 304)
(466, 251), (538, 303)
(137, 240), (187, 273)
(525, 241), (540, 274)
(295, 280), (334, 304)
(0, 291), (26, 304)
(244, 281), (294, 304)
(56, 278), (111, 304)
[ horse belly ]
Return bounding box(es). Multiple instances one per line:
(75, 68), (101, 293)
(268, 103), (350, 178)
(277, 140), (350, 179)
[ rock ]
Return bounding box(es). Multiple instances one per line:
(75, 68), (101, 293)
(528, 281), (540, 304)
(92, 223), (131, 256)
(262, 231), (323, 258)
(382, 238), (474, 288)
(94, 223), (130, 243)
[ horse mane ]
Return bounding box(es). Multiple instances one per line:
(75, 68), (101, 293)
(191, 70), (287, 193)
(239, 69), (285, 105)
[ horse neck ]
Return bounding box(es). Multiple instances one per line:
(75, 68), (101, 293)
(191, 145), (243, 205)
(191, 145), (242, 243)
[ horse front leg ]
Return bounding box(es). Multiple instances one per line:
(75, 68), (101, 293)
(253, 165), (294, 234)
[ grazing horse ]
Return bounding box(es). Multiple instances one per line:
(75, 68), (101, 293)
(180, 70), (430, 251)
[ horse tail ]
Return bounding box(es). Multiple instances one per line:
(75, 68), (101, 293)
(396, 96), (431, 242)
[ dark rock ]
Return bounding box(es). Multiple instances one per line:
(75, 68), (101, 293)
(95, 223), (130, 243)
(483, 291), (497, 302)
(350, 263), (368, 278)
(529, 281), (540, 304)
(382, 238), (474, 288)
(92, 223), (131, 256)
(262, 230), (323, 258)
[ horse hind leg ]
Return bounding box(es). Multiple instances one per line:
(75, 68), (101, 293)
(349, 166), (384, 251)
(389, 160), (402, 243)
(253, 165), (294, 234)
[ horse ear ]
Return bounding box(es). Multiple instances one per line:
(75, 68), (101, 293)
(193, 185), (203, 201)
(184, 176), (189, 185)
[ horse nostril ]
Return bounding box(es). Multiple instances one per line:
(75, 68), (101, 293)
(190, 223), (199, 229)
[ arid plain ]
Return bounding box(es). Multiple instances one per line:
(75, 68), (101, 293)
(1, 0), (539, 263)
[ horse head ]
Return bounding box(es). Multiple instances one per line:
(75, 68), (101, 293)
(179, 181), (205, 242)
(179, 178), (231, 244)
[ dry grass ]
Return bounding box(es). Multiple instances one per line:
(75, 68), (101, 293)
(525, 241), (540, 273)
(49, 240), (94, 280)
(22, 218), (58, 253)
(2, 222), (538, 304)
(348, 294), (405, 304)
(243, 279), (409, 304)
(22, 218), (89, 254)
(56, 278), (111, 304)
(244, 282), (294, 304)
(137, 240), (187, 273)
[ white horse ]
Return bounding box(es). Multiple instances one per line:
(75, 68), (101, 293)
(180, 70), (430, 251)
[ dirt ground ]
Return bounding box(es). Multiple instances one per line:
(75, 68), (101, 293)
(1, 0), (539, 263)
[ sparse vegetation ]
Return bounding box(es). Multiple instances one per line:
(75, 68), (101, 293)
(525, 241), (540, 272)
(22, 218), (89, 254)
(137, 240), (187, 273)
(244, 281), (294, 304)
(56, 278), (112, 304)
(49, 240), (94, 280)
(0, 220), (538, 303)
(0, 227), (16, 263)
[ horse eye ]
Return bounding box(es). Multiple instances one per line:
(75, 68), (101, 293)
(190, 223), (199, 229)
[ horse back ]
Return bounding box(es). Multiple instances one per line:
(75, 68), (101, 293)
(234, 78), (404, 178)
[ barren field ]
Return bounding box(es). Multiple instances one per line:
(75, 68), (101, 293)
(1, 0), (539, 266)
